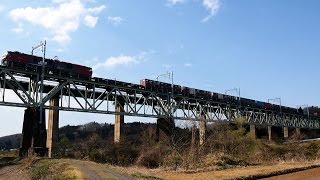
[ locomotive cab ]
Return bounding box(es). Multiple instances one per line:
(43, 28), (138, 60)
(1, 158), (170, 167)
(1, 51), (8, 66)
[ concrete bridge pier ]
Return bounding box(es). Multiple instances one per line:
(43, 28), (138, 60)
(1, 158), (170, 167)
(283, 127), (289, 139)
(156, 117), (175, 142)
(250, 124), (256, 138)
(20, 108), (35, 156)
(199, 114), (206, 146)
(47, 95), (60, 158)
(114, 101), (124, 143)
(268, 126), (272, 141)
(296, 128), (301, 138)
(20, 107), (47, 157)
(191, 124), (196, 147)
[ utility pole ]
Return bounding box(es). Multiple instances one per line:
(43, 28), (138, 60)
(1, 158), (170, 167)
(225, 87), (241, 114)
(268, 97), (281, 113)
(297, 104), (309, 119)
(170, 71), (174, 117)
(30, 41), (46, 153)
(156, 71), (174, 117)
(31, 40), (46, 123)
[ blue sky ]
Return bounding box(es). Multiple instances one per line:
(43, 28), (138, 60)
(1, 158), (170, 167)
(0, 0), (320, 137)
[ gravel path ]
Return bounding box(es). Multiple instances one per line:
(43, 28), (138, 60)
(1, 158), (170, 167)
(0, 164), (29, 180)
(65, 159), (134, 180)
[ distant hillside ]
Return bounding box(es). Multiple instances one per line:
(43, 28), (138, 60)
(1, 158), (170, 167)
(0, 134), (22, 150)
(0, 122), (160, 151)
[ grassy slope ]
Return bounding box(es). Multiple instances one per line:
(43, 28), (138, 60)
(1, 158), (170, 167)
(2, 155), (320, 180)
(28, 159), (79, 180)
(133, 162), (320, 179)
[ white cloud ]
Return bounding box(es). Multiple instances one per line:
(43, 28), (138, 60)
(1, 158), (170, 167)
(167, 0), (184, 6)
(11, 23), (31, 37)
(88, 5), (106, 14)
(93, 50), (155, 70)
(165, 0), (220, 22)
(56, 48), (64, 52)
(0, 5), (4, 12)
(11, 27), (24, 33)
(184, 63), (192, 67)
(11, 23), (24, 33)
(202, 0), (220, 22)
(162, 64), (173, 69)
(107, 16), (124, 26)
(84, 15), (98, 28)
(52, 34), (71, 44)
(9, 0), (106, 44)
(136, 50), (156, 62)
(95, 55), (137, 69)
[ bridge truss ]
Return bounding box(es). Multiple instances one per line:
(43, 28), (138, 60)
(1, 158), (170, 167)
(0, 66), (319, 129)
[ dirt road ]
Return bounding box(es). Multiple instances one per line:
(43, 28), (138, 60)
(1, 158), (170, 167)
(0, 158), (135, 180)
(65, 159), (134, 180)
(263, 167), (320, 180)
(0, 164), (29, 180)
(1, 158), (320, 180)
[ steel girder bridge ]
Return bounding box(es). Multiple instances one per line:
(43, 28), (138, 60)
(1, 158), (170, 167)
(0, 66), (319, 129)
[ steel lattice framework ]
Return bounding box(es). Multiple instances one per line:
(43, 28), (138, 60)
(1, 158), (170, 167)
(0, 66), (319, 129)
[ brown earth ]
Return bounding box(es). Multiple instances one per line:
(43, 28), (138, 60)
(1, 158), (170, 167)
(125, 161), (320, 180)
(262, 168), (320, 180)
(1, 159), (320, 180)
(64, 159), (134, 180)
(0, 165), (29, 180)
(0, 158), (136, 180)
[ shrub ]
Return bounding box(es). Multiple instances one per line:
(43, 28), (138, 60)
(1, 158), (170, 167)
(136, 147), (162, 168)
(305, 142), (319, 160)
(104, 142), (139, 166)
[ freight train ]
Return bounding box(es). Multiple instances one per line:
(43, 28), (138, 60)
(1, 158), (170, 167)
(139, 79), (311, 116)
(1, 51), (316, 117)
(1, 51), (92, 79)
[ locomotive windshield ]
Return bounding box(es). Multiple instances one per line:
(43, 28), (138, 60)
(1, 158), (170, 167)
(1, 51), (8, 65)
(2, 51), (8, 59)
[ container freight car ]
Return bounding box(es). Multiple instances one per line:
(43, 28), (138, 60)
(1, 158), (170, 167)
(1, 51), (92, 79)
(139, 79), (309, 117)
(1, 50), (313, 118)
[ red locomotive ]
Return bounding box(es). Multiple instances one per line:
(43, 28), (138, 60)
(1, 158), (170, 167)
(1, 51), (92, 79)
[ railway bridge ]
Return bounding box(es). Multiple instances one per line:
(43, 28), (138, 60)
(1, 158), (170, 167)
(0, 66), (319, 157)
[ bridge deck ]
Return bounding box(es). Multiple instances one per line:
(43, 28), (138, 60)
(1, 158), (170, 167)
(0, 66), (319, 129)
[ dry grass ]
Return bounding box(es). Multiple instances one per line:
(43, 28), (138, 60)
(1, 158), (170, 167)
(64, 166), (84, 179)
(112, 160), (320, 180)
(156, 161), (320, 180)
(61, 159), (135, 179)
(22, 158), (319, 180)
(108, 165), (161, 178)
(0, 150), (19, 158)
(28, 159), (77, 180)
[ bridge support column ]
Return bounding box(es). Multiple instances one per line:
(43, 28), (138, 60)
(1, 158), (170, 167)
(268, 126), (272, 141)
(250, 125), (256, 138)
(283, 127), (289, 139)
(156, 118), (175, 142)
(296, 128), (301, 138)
(20, 107), (47, 157)
(199, 114), (206, 146)
(47, 96), (59, 158)
(191, 124), (196, 147)
(20, 108), (35, 157)
(114, 101), (124, 143)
